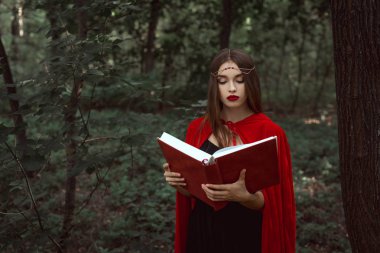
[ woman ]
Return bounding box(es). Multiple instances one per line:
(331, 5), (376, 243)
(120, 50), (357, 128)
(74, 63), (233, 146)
(163, 48), (296, 253)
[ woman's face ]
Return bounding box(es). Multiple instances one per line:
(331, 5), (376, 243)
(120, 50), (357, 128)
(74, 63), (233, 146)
(216, 61), (248, 109)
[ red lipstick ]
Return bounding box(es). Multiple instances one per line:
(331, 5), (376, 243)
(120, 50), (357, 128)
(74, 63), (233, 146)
(227, 95), (239, 101)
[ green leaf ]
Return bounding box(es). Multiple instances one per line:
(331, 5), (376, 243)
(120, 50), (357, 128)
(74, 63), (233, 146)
(87, 69), (104, 76)
(112, 38), (123, 44)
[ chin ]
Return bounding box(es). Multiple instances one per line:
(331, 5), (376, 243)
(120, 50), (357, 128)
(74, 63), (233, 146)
(222, 102), (245, 109)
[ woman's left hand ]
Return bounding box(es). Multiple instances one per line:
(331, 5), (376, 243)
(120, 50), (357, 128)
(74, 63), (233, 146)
(201, 169), (251, 202)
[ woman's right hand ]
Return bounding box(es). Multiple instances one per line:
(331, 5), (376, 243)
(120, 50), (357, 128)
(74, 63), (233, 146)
(163, 163), (186, 187)
(163, 163), (190, 196)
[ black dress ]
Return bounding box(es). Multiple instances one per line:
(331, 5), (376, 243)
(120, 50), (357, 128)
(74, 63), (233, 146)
(186, 139), (262, 253)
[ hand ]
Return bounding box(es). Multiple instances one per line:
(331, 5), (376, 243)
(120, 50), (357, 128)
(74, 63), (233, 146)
(163, 163), (190, 197)
(201, 169), (251, 202)
(163, 163), (186, 187)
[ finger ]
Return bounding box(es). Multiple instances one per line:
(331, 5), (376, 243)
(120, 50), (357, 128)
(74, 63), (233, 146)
(166, 177), (185, 182)
(206, 195), (218, 201)
(164, 170), (180, 176)
(238, 169), (246, 181)
(204, 191), (217, 201)
(202, 184), (229, 197)
(169, 182), (187, 186)
(212, 198), (228, 202)
(164, 171), (181, 177)
(206, 192), (233, 201)
(205, 183), (230, 191)
(168, 181), (187, 186)
(205, 193), (226, 201)
(162, 163), (170, 171)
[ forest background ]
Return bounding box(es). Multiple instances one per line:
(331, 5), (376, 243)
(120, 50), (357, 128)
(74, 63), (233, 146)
(0, 0), (349, 252)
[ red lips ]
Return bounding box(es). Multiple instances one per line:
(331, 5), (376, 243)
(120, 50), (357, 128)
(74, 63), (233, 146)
(227, 95), (239, 101)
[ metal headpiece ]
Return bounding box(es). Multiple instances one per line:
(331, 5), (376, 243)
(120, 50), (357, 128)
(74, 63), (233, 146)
(210, 66), (256, 77)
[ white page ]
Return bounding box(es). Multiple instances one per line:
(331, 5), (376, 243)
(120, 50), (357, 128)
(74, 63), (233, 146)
(159, 132), (211, 162)
(212, 136), (277, 159)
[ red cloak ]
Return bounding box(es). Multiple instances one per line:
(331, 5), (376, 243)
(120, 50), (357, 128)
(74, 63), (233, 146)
(174, 113), (296, 253)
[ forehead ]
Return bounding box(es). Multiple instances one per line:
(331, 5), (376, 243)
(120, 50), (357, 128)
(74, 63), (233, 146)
(217, 61), (242, 77)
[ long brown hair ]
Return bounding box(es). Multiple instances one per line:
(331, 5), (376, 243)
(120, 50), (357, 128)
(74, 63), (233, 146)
(204, 48), (262, 147)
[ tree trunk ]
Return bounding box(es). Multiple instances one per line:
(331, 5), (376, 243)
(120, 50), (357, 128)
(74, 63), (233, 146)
(76, 0), (87, 39)
(261, 62), (272, 110)
(290, 22), (306, 113)
(0, 35), (29, 176)
(11, 0), (23, 61)
(46, 1), (62, 79)
(143, 0), (160, 74)
(274, 31), (288, 105)
(330, 1), (380, 252)
(60, 80), (82, 253)
(60, 0), (87, 252)
(46, 1), (61, 48)
(312, 60), (332, 114)
(219, 0), (232, 49)
(158, 53), (173, 112)
(314, 24), (327, 84)
(11, 1), (24, 36)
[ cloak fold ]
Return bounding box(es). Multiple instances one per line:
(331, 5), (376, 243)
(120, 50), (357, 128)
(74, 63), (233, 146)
(174, 113), (296, 253)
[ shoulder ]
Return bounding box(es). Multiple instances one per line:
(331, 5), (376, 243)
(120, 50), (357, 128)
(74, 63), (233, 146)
(185, 116), (205, 138)
(186, 116), (211, 135)
(254, 113), (287, 137)
(185, 116), (210, 146)
(185, 117), (206, 136)
(187, 116), (205, 130)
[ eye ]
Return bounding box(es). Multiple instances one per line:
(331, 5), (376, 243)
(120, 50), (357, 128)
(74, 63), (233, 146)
(217, 78), (227, 84)
(236, 78), (244, 83)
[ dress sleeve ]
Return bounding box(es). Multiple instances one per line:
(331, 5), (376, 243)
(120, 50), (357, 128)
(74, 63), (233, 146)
(261, 128), (296, 253)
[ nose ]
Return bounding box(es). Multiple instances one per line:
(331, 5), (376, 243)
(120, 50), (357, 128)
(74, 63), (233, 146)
(228, 81), (237, 92)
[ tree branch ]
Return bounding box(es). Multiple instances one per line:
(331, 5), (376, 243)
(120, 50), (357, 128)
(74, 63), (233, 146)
(75, 166), (110, 216)
(4, 142), (62, 252)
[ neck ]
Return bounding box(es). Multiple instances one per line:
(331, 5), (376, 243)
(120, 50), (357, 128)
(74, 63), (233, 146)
(221, 105), (253, 123)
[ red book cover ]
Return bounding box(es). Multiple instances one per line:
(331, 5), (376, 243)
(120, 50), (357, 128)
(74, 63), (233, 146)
(214, 139), (279, 194)
(158, 134), (279, 211)
(158, 139), (227, 210)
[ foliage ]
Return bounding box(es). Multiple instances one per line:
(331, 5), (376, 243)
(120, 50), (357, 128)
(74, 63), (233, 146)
(277, 115), (351, 253)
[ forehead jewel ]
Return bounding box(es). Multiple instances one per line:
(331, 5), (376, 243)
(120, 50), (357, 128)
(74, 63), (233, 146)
(210, 65), (256, 77)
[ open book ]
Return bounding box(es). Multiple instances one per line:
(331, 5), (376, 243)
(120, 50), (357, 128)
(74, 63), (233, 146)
(157, 132), (280, 211)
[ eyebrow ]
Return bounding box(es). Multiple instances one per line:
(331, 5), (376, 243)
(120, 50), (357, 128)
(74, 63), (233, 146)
(217, 73), (244, 78)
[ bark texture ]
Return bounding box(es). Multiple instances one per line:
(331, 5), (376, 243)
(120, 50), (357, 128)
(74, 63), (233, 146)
(0, 35), (29, 176)
(143, 0), (160, 73)
(60, 0), (87, 252)
(330, 1), (380, 252)
(219, 0), (232, 49)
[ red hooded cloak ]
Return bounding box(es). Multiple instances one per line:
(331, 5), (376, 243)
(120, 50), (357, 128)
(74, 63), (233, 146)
(174, 113), (296, 253)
